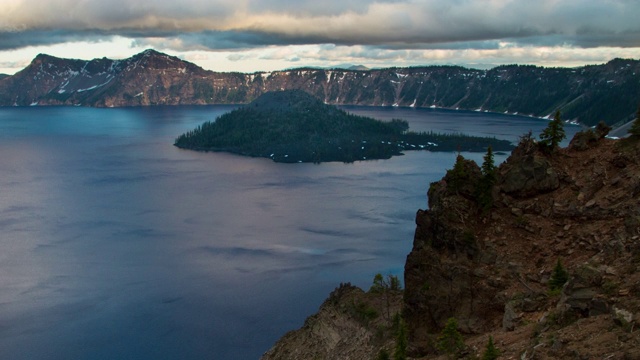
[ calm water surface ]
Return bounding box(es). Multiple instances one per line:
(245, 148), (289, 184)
(0, 106), (579, 359)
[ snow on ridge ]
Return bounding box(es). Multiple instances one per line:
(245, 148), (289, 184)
(76, 78), (114, 93)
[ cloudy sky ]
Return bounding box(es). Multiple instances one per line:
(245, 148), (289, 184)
(1, 0), (639, 74)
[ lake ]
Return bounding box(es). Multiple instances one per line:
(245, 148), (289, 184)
(0, 105), (579, 359)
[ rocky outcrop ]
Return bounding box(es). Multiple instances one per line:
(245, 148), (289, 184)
(261, 283), (403, 360)
(403, 131), (640, 358)
(264, 129), (640, 359)
(499, 136), (560, 197)
(1, 50), (639, 126)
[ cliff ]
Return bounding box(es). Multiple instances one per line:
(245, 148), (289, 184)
(1, 50), (639, 126)
(264, 127), (640, 359)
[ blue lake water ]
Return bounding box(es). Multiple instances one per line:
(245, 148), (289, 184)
(0, 105), (579, 359)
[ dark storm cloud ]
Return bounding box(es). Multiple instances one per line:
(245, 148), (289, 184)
(1, 0), (639, 51)
(0, 30), (108, 50)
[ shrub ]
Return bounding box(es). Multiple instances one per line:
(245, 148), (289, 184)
(377, 349), (390, 360)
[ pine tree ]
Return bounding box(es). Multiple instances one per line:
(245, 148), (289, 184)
(539, 110), (566, 151)
(481, 336), (500, 360)
(476, 145), (496, 212)
(436, 318), (464, 357)
(549, 259), (569, 292)
(629, 105), (640, 137)
(447, 154), (468, 193)
(394, 317), (408, 360)
(481, 145), (496, 179)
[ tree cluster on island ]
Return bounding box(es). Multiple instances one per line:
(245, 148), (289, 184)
(174, 90), (514, 163)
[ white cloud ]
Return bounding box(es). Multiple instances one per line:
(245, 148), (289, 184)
(0, 0), (639, 74)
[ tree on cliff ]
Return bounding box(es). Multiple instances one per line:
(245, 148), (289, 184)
(539, 110), (566, 151)
(481, 336), (500, 360)
(436, 318), (465, 357)
(476, 145), (496, 212)
(394, 316), (408, 360)
(549, 259), (569, 292)
(629, 105), (640, 137)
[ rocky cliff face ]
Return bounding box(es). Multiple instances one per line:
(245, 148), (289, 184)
(405, 129), (640, 358)
(264, 129), (640, 359)
(1, 50), (639, 126)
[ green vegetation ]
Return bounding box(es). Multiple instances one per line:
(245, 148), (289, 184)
(481, 336), (500, 360)
(446, 154), (469, 193)
(436, 318), (465, 357)
(476, 145), (496, 212)
(174, 90), (514, 163)
(350, 300), (379, 326)
(370, 273), (402, 320)
(539, 110), (566, 152)
(549, 259), (569, 293)
(394, 316), (408, 360)
(377, 349), (390, 360)
(370, 273), (402, 293)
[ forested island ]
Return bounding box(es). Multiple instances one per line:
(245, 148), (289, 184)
(174, 90), (514, 163)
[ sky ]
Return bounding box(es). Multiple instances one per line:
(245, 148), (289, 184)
(1, 0), (639, 75)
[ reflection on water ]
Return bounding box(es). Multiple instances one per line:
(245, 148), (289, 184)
(0, 106), (579, 359)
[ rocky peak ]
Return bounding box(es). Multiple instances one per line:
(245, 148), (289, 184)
(262, 282), (403, 360)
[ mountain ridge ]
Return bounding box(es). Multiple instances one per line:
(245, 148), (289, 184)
(0, 50), (639, 126)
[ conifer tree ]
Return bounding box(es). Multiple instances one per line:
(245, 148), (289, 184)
(539, 110), (566, 151)
(436, 318), (464, 357)
(629, 105), (640, 137)
(476, 145), (496, 212)
(394, 317), (408, 360)
(481, 145), (496, 179)
(481, 336), (500, 360)
(549, 259), (569, 291)
(447, 154), (467, 193)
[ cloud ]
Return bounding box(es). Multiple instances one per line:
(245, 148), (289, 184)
(0, 0), (639, 75)
(0, 0), (638, 53)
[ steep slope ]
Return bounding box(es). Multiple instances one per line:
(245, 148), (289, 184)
(263, 127), (640, 359)
(404, 128), (640, 358)
(0, 50), (638, 126)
